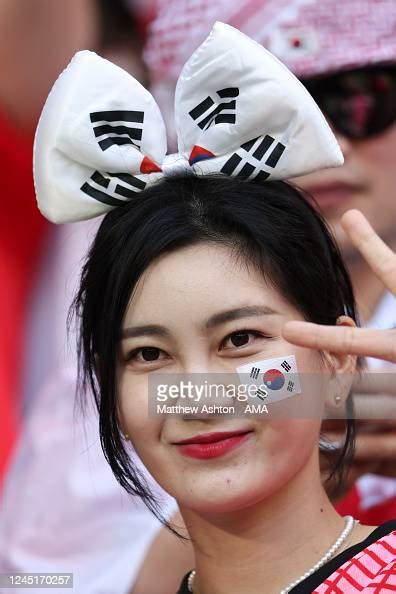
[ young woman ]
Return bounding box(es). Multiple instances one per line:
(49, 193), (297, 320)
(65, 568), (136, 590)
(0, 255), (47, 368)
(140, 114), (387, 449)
(33, 22), (396, 593)
(71, 173), (395, 594)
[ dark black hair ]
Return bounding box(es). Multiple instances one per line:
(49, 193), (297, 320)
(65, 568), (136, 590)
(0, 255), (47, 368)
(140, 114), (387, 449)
(71, 174), (357, 533)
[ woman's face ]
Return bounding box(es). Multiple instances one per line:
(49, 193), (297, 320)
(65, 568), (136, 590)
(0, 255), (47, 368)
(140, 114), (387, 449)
(117, 242), (330, 513)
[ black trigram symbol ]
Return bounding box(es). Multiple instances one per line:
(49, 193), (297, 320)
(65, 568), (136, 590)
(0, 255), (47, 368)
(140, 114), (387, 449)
(81, 171), (146, 207)
(287, 381), (294, 392)
(281, 360), (292, 373)
(221, 135), (286, 181)
(90, 110), (144, 151)
(250, 366), (260, 380)
(189, 88), (239, 130)
(255, 388), (267, 401)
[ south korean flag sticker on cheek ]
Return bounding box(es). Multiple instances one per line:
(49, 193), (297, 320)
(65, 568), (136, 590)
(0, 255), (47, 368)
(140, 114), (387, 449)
(236, 355), (301, 404)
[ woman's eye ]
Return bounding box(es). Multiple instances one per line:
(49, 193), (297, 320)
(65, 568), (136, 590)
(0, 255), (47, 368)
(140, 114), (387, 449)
(126, 347), (166, 364)
(221, 330), (268, 350)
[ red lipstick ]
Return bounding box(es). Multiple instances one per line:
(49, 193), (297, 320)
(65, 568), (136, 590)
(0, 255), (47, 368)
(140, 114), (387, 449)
(173, 430), (252, 460)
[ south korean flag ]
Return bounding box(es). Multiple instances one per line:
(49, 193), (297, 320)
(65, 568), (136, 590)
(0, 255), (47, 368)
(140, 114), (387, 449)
(237, 354), (301, 403)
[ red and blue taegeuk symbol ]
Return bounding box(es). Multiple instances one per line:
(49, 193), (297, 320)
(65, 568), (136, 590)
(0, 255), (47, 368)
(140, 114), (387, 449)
(263, 368), (285, 391)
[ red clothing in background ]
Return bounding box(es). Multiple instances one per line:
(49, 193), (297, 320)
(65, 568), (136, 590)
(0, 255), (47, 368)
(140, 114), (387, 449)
(0, 111), (49, 484)
(337, 483), (396, 526)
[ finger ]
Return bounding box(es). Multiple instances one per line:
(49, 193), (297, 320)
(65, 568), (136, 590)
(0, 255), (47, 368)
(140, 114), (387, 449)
(282, 321), (396, 363)
(353, 372), (396, 395)
(341, 209), (396, 294)
(332, 430), (396, 460)
(353, 394), (396, 420)
(324, 423), (396, 444)
(353, 433), (396, 460)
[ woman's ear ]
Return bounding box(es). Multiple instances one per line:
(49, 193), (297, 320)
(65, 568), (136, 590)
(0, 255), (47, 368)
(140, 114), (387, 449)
(323, 315), (357, 412)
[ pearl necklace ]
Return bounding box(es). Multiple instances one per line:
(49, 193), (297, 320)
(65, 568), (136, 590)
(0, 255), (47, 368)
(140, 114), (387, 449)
(187, 515), (357, 594)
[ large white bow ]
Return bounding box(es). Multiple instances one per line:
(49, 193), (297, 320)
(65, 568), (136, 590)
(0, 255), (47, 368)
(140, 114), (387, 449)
(33, 22), (343, 224)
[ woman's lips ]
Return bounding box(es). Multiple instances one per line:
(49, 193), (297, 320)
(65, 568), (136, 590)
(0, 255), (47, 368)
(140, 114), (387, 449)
(173, 430), (253, 460)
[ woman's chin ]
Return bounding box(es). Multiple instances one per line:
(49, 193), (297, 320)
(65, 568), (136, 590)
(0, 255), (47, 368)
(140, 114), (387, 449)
(177, 480), (278, 515)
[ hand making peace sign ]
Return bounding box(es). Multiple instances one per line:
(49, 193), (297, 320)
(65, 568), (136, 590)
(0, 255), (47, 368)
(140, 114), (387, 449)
(283, 209), (396, 362)
(283, 209), (396, 488)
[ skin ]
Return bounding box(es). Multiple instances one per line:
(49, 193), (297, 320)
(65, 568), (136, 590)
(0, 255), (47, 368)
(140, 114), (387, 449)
(283, 210), (396, 362)
(283, 209), (396, 485)
(0, 0), (99, 133)
(0, 0), (146, 134)
(131, 104), (396, 590)
(117, 242), (373, 594)
(294, 124), (396, 322)
(293, 111), (396, 485)
(294, 124), (396, 254)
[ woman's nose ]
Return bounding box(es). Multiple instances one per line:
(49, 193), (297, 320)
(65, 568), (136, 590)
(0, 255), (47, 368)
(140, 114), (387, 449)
(179, 360), (210, 375)
(177, 359), (237, 399)
(178, 349), (220, 374)
(179, 357), (233, 376)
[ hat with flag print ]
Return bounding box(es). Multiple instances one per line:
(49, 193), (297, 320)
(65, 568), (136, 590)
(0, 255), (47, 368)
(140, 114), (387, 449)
(145, 0), (396, 83)
(143, 0), (396, 147)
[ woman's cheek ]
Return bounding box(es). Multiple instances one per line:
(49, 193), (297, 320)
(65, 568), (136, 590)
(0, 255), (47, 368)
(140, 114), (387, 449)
(117, 371), (151, 435)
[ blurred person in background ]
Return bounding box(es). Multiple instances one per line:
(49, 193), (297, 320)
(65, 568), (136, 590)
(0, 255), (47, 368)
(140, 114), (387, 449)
(143, 0), (396, 524)
(0, 1), (193, 593)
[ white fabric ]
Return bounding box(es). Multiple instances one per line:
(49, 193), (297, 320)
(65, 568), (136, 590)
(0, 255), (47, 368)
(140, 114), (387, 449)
(20, 220), (100, 410)
(357, 473), (396, 512)
(33, 21), (343, 224)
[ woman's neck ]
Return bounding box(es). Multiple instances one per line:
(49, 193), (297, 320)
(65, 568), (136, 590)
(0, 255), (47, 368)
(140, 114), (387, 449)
(179, 451), (348, 594)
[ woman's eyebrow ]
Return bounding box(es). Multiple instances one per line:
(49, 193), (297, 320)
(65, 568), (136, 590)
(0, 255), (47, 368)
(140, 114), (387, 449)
(120, 324), (171, 340)
(203, 305), (278, 330)
(121, 305), (278, 340)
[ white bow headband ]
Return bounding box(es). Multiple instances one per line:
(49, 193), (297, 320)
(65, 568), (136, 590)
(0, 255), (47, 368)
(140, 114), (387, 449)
(33, 21), (343, 224)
